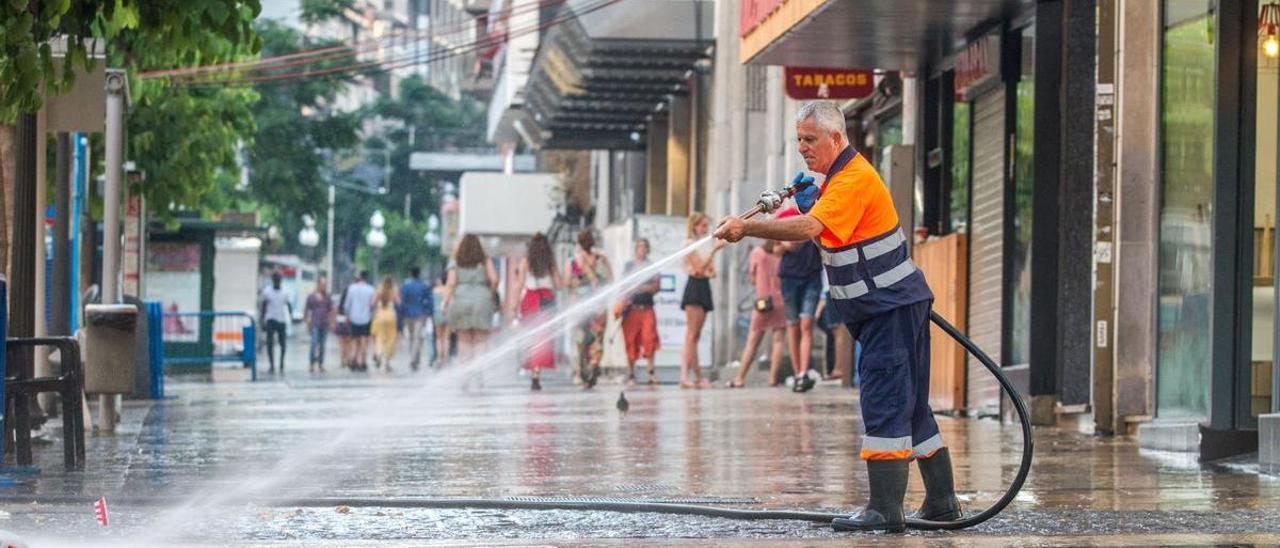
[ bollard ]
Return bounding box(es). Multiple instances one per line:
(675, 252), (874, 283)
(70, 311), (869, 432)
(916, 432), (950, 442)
(242, 322), (257, 382)
(146, 302), (165, 399)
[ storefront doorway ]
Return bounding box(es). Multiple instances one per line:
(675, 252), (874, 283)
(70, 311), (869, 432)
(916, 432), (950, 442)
(1158, 0), (1280, 428)
(1157, 0), (1216, 421)
(1251, 0), (1278, 418)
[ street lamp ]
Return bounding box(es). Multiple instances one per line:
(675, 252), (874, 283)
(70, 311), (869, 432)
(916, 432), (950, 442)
(424, 213), (441, 248)
(298, 214), (320, 248)
(367, 210), (387, 280)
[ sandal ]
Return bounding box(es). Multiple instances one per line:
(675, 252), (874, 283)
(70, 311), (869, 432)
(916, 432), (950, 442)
(680, 379), (695, 389)
(725, 379), (745, 388)
(647, 373), (660, 386)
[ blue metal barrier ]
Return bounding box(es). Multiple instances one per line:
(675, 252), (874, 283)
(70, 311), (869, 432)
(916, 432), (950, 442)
(161, 311), (257, 382)
(146, 302), (165, 398)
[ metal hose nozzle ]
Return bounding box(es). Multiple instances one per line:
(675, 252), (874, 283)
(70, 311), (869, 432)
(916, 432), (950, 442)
(737, 186), (798, 220)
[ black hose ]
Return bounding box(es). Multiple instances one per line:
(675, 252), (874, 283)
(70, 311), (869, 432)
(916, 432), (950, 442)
(902, 311), (1034, 530)
(6, 315), (1030, 532)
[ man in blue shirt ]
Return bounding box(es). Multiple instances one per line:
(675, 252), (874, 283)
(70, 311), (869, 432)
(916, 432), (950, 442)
(399, 266), (433, 371)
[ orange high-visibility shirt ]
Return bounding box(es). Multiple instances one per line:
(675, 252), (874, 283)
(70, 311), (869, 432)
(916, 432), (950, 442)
(808, 153), (899, 248)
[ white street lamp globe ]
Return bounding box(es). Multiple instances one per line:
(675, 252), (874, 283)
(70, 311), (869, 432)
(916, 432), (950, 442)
(427, 214), (440, 232)
(370, 210), (386, 229)
(299, 227), (320, 247)
(367, 228), (387, 249)
(424, 230), (440, 247)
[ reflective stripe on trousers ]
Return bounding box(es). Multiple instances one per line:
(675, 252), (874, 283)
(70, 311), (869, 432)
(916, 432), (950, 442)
(860, 435), (913, 460)
(912, 432), (944, 459)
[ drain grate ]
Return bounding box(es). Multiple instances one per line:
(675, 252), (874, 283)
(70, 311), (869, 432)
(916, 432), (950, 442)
(613, 483), (679, 494)
(503, 495), (760, 506)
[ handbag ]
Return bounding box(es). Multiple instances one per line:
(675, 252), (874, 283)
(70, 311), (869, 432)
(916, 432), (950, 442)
(754, 296), (774, 312)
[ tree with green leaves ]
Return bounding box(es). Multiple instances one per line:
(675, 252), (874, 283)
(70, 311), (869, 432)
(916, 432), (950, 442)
(364, 73), (485, 243)
(237, 19), (359, 253)
(114, 2), (263, 215)
(305, 74), (488, 281)
(353, 210), (439, 281)
(0, 0), (262, 118)
(0, 0), (262, 271)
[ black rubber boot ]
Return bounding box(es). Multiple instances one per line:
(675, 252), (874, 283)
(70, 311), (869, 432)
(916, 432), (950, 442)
(832, 459), (908, 533)
(912, 447), (962, 521)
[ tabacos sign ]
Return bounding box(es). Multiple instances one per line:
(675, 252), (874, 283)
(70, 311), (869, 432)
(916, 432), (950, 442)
(785, 67), (874, 100)
(954, 34), (1000, 100)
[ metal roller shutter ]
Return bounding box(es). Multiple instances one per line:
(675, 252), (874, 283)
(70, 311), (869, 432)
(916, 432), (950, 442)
(966, 88), (1005, 417)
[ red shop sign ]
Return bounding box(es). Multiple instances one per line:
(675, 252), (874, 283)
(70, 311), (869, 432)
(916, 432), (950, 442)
(784, 67), (874, 100)
(740, 0), (785, 37)
(954, 34), (1000, 100)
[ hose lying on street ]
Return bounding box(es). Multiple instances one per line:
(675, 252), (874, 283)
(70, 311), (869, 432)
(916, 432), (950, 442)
(0, 313), (1031, 532)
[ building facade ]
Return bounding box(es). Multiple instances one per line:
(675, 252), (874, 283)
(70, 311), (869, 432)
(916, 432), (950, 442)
(737, 0), (1280, 461)
(492, 0), (1278, 461)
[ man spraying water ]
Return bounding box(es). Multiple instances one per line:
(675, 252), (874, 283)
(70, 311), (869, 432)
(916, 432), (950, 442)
(714, 100), (960, 533)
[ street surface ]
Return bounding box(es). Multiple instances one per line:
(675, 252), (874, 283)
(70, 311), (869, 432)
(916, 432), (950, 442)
(4, 338), (1280, 546)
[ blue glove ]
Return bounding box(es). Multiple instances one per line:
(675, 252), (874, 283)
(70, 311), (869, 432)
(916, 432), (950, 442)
(789, 171), (820, 213)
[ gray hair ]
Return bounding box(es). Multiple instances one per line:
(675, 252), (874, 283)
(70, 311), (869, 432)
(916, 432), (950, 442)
(795, 101), (846, 135)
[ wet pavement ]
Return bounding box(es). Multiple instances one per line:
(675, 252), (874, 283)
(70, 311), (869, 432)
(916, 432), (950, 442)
(4, 335), (1280, 546)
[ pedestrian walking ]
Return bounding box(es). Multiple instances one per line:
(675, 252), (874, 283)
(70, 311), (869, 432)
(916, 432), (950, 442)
(680, 212), (725, 389)
(727, 240), (788, 387)
(399, 267), (433, 371)
(617, 238), (660, 385)
(371, 276), (400, 371)
(442, 234), (499, 365)
(259, 272), (293, 374)
(714, 100), (959, 533)
(341, 271), (376, 371)
(334, 284), (353, 368)
(565, 230), (612, 389)
(775, 206), (824, 391)
(432, 273), (451, 366)
(514, 233), (562, 390)
(303, 276), (334, 373)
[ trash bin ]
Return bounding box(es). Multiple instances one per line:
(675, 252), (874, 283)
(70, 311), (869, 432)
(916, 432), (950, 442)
(83, 304), (138, 394)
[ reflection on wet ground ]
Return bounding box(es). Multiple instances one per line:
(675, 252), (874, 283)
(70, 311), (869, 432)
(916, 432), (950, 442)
(4, 357), (1280, 545)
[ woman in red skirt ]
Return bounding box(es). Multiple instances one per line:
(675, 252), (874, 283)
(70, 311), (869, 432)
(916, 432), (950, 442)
(513, 233), (563, 390)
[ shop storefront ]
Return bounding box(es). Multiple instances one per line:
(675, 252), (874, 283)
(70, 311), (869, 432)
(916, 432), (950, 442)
(1142, 0), (1278, 456)
(921, 14), (1043, 418)
(742, 0), (1097, 423)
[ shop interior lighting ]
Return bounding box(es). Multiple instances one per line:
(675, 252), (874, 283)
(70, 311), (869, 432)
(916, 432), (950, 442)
(1261, 2), (1280, 58)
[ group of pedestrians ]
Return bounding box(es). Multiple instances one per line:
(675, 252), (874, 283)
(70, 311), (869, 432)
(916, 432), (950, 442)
(500, 209), (838, 393)
(258, 206), (842, 387)
(656, 208), (832, 392)
(725, 206), (837, 392)
(510, 230), (625, 391)
(257, 266), (436, 376)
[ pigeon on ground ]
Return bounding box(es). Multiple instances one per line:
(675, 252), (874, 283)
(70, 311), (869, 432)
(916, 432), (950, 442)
(616, 391), (629, 416)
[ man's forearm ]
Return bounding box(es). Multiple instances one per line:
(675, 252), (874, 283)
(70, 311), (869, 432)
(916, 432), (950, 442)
(744, 216), (822, 241)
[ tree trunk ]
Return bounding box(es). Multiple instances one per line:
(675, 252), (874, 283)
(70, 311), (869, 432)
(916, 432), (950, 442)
(0, 123), (13, 281)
